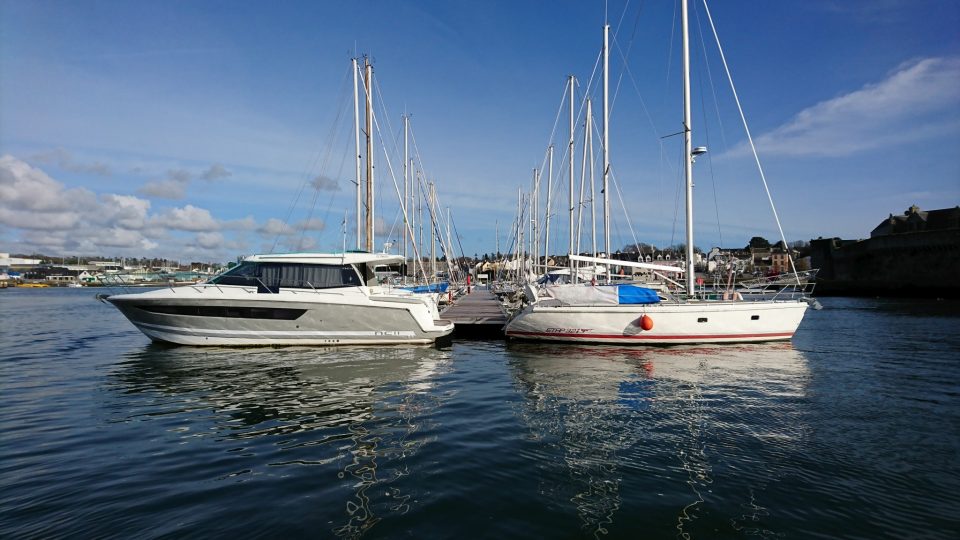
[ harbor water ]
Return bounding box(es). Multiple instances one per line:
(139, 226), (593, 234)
(1, 288), (958, 538)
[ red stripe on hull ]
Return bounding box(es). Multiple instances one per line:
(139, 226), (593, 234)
(506, 331), (795, 340)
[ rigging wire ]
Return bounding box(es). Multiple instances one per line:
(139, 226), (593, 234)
(701, 0), (801, 284)
(272, 62), (352, 253)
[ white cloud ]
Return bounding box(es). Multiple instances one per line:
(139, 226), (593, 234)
(194, 231), (224, 249)
(738, 57), (960, 158)
(1, 154), (404, 260)
(0, 154), (97, 212)
(139, 179), (187, 199)
(223, 216), (257, 230)
(153, 204), (220, 231)
(259, 218), (295, 236)
(97, 194), (151, 230)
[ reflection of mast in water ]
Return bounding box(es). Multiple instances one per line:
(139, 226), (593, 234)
(672, 357), (711, 540)
(108, 345), (450, 540)
(645, 343), (810, 538)
(332, 353), (447, 540)
(510, 344), (651, 537)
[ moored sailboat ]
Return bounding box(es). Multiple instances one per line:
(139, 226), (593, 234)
(506, 1), (812, 345)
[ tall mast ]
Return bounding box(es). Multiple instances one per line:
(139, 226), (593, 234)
(531, 168), (538, 274)
(602, 24), (611, 269)
(446, 207), (452, 279)
(544, 145), (553, 271)
(364, 58), (374, 252)
(517, 187), (523, 281)
(568, 75), (576, 278)
(352, 58), (362, 250)
(588, 98), (597, 257)
(417, 169), (423, 279)
(403, 114), (409, 270)
(681, 0), (695, 293)
(430, 181), (436, 281)
(576, 98), (590, 254)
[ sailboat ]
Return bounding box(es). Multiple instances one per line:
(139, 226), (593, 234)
(102, 57), (454, 346)
(505, 1), (811, 345)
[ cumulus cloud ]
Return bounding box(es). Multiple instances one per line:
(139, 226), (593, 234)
(28, 148), (112, 176)
(97, 194), (151, 229)
(194, 231), (224, 249)
(310, 175), (340, 191)
(0, 154), (97, 212)
(201, 163), (232, 181)
(223, 215), (258, 230)
(259, 218), (295, 236)
(736, 57), (960, 158)
(295, 217), (326, 231)
(0, 155), (170, 253)
(138, 165), (229, 199)
(97, 227), (159, 250)
(153, 204), (220, 231)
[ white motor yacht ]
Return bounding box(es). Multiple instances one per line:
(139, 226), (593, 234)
(102, 252), (454, 346)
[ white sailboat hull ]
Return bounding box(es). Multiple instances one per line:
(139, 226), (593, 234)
(505, 299), (808, 344)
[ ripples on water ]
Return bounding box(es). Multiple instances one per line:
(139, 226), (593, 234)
(1, 290), (958, 538)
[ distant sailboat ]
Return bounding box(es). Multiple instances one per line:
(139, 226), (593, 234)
(506, 1), (812, 345)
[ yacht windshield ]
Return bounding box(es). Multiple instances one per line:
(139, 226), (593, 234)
(210, 262), (362, 289)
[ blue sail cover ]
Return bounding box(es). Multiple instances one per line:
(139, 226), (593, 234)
(400, 282), (449, 294)
(616, 285), (660, 304)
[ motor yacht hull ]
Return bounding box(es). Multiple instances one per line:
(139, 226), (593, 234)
(505, 299), (808, 344)
(106, 286), (454, 346)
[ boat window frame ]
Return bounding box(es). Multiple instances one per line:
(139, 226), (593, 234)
(210, 261), (364, 290)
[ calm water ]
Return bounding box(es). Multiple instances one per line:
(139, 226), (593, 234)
(1, 288), (958, 539)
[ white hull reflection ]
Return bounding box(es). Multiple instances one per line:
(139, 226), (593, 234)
(510, 342), (810, 536)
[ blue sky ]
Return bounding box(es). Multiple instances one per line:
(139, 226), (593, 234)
(2, 0), (958, 262)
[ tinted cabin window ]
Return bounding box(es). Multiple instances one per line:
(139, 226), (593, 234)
(211, 262), (362, 289)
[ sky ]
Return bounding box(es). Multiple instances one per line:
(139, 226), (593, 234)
(1, 0), (958, 263)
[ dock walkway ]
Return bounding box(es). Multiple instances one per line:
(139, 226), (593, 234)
(441, 288), (508, 338)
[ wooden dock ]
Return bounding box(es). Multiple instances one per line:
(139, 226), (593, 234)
(441, 288), (508, 338)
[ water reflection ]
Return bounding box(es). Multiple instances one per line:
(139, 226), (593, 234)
(508, 342), (810, 538)
(107, 344), (451, 539)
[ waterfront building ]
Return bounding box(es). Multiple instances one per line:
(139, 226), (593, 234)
(810, 205), (960, 298)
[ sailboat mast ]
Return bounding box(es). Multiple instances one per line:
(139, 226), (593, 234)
(403, 115), (409, 270)
(602, 24), (611, 270)
(544, 145), (553, 271)
(568, 75), (575, 278)
(364, 58), (374, 252)
(681, 0), (695, 293)
(430, 181), (436, 281)
(589, 98), (597, 257)
(353, 58), (362, 250)
(446, 207), (453, 279)
(531, 168), (538, 274)
(517, 187), (523, 281)
(576, 98), (589, 254)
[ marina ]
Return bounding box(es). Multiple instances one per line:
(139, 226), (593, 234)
(2, 0), (958, 538)
(1, 287), (958, 538)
